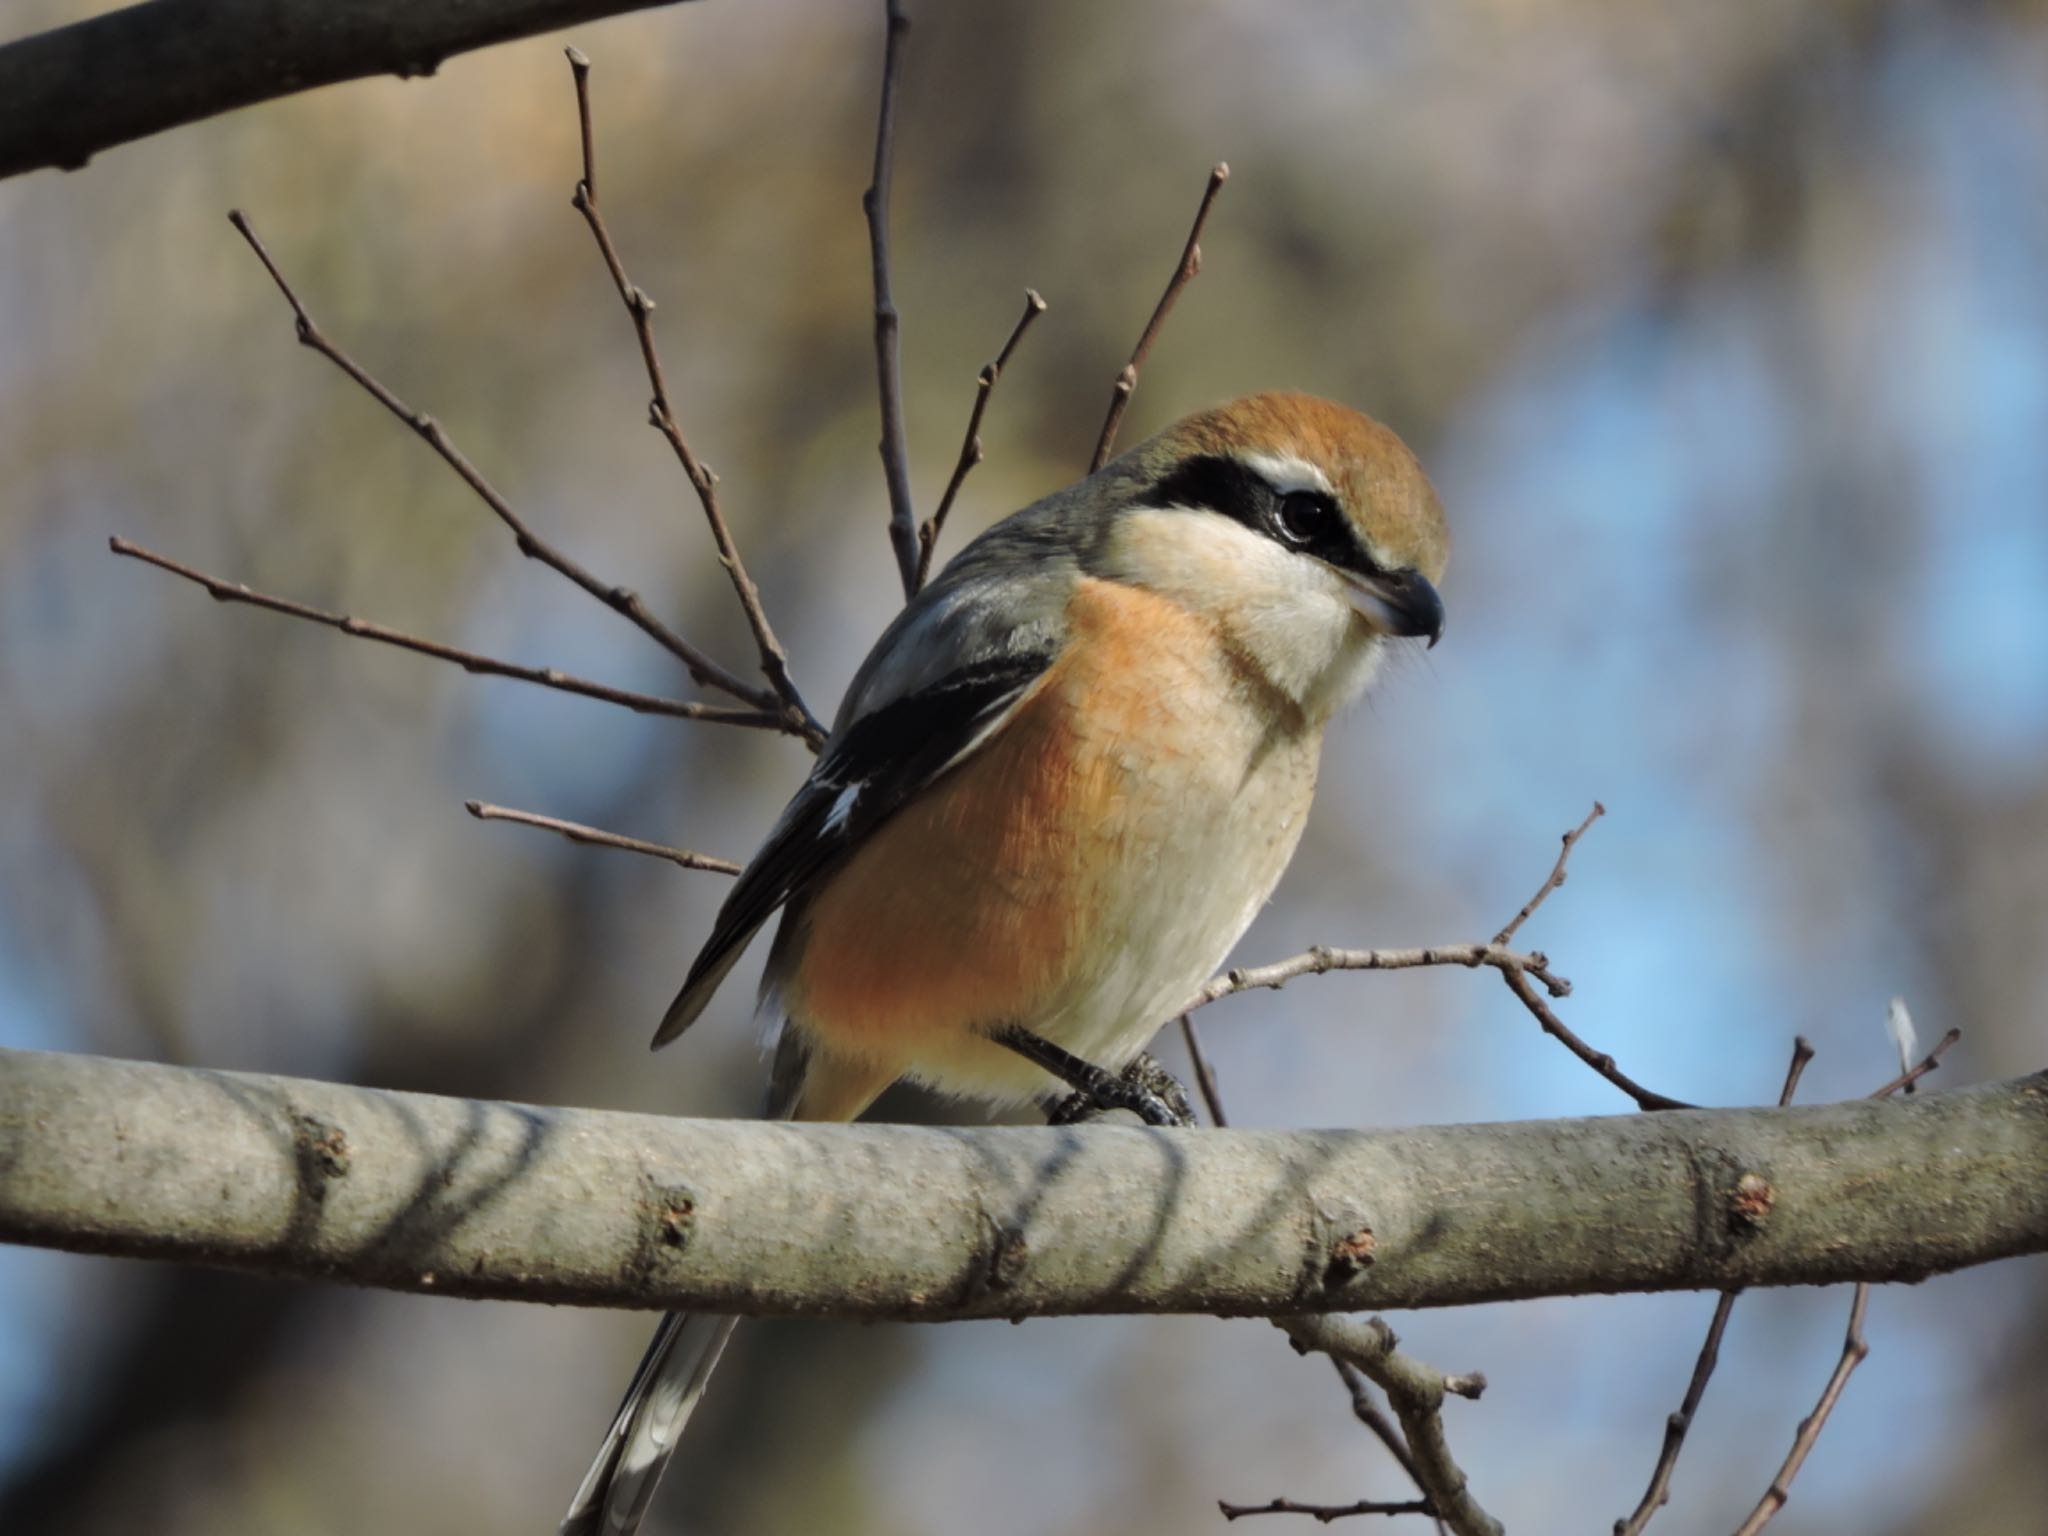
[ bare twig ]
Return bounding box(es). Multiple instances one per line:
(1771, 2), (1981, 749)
(1282, 1316), (1502, 1536)
(1220, 1496), (1435, 1523)
(464, 801), (740, 875)
(1713, 1026), (1954, 1535)
(223, 210), (791, 723)
(1780, 1035), (1817, 1105)
(1185, 936), (1687, 1110)
(1494, 802), (1605, 946)
(1496, 964), (1692, 1111)
(1176, 1013), (1230, 1128)
(1189, 803), (1690, 1112)
(863, 0), (919, 597)
(1334, 1361), (1451, 1536)
(1184, 941), (1571, 1015)
(1088, 162), (1229, 472)
(913, 288), (1048, 591)
(109, 537), (783, 731)
(1186, 980), (1442, 1527)
(563, 49), (823, 748)
(1614, 1293), (1740, 1536)
(1728, 1286), (1872, 1536)
(1869, 1026), (1960, 1100)
(1614, 1037), (1816, 1536)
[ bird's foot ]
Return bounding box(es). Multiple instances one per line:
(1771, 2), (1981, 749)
(1047, 1050), (1196, 1128)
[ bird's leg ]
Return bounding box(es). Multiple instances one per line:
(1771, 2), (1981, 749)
(989, 1026), (1195, 1127)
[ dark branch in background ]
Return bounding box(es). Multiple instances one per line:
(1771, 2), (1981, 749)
(913, 289), (1048, 591)
(107, 538), (783, 731)
(220, 210), (795, 724)
(464, 801), (740, 875)
(863, 0), (920, 597)
(1088, 162), (1229, 471)
(6, 1049), (2039, 1319)
(563, 48), (823, 748)
(0, 0), (701, 183)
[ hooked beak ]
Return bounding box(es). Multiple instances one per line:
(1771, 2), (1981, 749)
(1347, 567), (1445, 648)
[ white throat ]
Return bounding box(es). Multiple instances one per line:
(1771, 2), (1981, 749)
(1102, 507), (1383, 726)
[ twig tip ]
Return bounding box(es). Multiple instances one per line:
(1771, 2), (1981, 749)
(564, 44), (590, 69)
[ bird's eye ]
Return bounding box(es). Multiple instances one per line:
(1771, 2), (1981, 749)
(1274, 490), (1342, 548)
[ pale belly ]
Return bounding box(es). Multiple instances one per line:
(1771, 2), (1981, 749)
(776, 580), (1324, 1108)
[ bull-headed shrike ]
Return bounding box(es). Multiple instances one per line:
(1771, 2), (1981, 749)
(563, 390), (1449, 1534)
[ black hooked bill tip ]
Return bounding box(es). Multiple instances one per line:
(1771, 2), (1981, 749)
(1350, 568), (1445, 648)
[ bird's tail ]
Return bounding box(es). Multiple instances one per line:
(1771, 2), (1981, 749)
(557, 1028), (891, 1535)
(557, 1310), (739, 1536)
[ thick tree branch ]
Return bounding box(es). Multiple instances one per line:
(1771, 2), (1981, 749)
(1, 1049), (2041, 1320)
(0, 0), (698, 182)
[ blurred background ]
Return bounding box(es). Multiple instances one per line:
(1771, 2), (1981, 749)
(2, 0), (2045, 1531)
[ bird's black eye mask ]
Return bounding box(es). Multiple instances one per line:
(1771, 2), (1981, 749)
(1147, 453), (1382, 579)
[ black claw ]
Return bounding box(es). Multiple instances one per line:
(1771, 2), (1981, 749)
(1007, 1031), (1196, 1128)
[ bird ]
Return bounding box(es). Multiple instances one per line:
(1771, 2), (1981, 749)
(561, 390), (1448, 1535)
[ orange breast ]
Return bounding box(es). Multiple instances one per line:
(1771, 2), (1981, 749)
(784, 576), (1229, 1063)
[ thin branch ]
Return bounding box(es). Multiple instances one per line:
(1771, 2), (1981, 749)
(1494, 801), (1605, 946)
(1715, 1029), (1955, 1535)
(1088, 162), (1229, 472)
(913, 288), (1048, 591)
(1177, 1013), (1230, 1128)
(1728, 1286), (1872, 1536)
(108, 537), (783, 731)
(563, 48), (823, 748)
(1220, 1497), (1435, 1523)
(0, 0), (702, 183)
(1869, 1027), (1961, 1100)
(1188, 804), (1692, 1112)
(1180, 975), (1444, 1529)
(1282, 1316), (1502, 1536)
(3, 1049), (2043, 1318)
(1780, 1035), (1817, 1105)
(1184, 942), (1570, 1015)
(1614, 1037), (1816, 1536)
(1334, 1361), (1451, 1536)
(224, 209), (791, 723)
(464, 801), (740, 875)
(863, 0), (919, 597)
(1497, 964), (1692, 1111)
(1185, 938), (1686, 1110)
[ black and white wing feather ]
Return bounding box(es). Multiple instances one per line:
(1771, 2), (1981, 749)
(650, 518), (1081, 1048)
